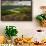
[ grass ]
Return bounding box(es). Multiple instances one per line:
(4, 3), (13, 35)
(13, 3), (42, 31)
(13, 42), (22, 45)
(1, 6), (31, 16)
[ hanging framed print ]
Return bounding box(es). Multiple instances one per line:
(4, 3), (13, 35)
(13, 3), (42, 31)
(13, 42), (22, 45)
(1, 0), (32, 21)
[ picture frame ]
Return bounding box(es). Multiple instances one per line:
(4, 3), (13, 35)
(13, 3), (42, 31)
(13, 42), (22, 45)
(1, 0), (32, 21)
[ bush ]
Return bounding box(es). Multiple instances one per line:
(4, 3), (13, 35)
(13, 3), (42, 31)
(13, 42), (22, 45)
(36, 14), (46, 21)
(5, 26), (18, 39)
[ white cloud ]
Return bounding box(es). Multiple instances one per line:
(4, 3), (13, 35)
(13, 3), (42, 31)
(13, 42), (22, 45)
(2, 1), (31, 6)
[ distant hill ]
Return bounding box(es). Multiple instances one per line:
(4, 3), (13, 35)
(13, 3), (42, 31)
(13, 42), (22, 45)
(1, 6), (31, 10)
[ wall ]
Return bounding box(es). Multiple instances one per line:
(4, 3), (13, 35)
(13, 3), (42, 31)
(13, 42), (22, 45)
(0, 0), (46, 41)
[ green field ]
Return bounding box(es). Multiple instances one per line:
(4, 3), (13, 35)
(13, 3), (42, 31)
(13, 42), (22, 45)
(1, 6), (32, 21)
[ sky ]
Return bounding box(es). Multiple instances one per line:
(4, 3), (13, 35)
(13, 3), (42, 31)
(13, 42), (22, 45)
(2, 1), (31, 6)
